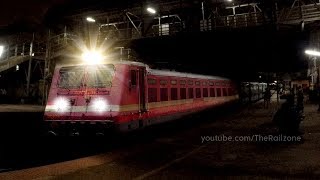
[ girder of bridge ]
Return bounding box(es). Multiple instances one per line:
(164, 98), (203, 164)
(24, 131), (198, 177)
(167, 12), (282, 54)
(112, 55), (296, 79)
(2, 0), (320, 103)
(0, 32), (76, 103)
(278, 0), (320, 25)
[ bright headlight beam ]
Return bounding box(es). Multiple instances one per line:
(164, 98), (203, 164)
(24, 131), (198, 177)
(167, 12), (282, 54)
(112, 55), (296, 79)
(92, 98), (108, 112)
(305, 50), (320, 56)
(147, 7), (156, 14)
(0, 46), (4, 57)
(81, 51), (103, 64)
(86, 17), (96, 22)
(54, 97), (70, 112)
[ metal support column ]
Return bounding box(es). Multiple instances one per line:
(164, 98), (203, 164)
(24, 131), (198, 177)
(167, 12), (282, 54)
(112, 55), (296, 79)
(201, 1), (205, 26)
(26, 34), (34, 96)
(126, 12), (141, 36)
(22, 43), (25, 56)
(159, 16), (161, 36)
(14, 45), (18, 57)
(6, 46), (9, 60)
(64, 26), (67, 45)
(42, 30), (51, 105)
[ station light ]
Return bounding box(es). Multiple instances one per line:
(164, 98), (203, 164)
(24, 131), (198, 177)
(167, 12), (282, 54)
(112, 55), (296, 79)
(147, 7), (156, 14)
(305, 49), (320, 56)
(0, 46), (4, 57)
(86, 17), (96, 22)
(81, 50), (104, 64)
(226, 0), (233, 2)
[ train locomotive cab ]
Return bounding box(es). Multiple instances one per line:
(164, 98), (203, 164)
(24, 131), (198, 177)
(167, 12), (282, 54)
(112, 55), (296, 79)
(44, 62), (147, 136)
(44, 60), (240, 136)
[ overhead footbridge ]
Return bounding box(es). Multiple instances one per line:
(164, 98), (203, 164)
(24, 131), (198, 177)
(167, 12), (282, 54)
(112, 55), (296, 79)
(0, 41), (45, 73)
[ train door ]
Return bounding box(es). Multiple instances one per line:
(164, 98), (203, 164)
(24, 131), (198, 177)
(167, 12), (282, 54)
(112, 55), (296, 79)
(129, 66), (147, 113)
(138, 67), (147, 112)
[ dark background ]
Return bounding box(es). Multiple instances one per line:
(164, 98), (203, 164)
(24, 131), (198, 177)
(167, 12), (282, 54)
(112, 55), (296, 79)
(0, 0), (311, 81)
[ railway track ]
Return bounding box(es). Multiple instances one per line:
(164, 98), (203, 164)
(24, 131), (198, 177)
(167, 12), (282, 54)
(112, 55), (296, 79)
(0, 102), (242, 173)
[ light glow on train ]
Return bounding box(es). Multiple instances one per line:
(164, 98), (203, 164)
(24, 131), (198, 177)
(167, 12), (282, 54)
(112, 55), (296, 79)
(91, 98), (109, 112)
(53, 97), (70, 112)
(81, 50), (104, 64)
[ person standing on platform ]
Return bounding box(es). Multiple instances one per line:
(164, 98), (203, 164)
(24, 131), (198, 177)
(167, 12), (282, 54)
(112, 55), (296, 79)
(273, 94), (303, 135)
(263, 88), (271, 108)
(297, 86), (304, 113)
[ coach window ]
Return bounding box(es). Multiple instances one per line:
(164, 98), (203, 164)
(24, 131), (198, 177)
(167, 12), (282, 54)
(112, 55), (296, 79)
(148, 88), (157, 102)
(180, 88), (186, 99)
(160, 88), (168, 101)
(223, 88), (227, 96)
(188, 80), (193, 86)
(148, 78), (157, 85)
(195, 81), (200, 86)
(160, 80), (168, 86)
(203, 88), (208, 97)
(210, 88), (215, 97)
(171, 80), (177, 85)
(202, 81), (207, 86)
(196, 88), (201, 98)
(216, 88), (221, 97)
(215, 82), (220, 86)
(180, 80), (186, 85)
(188, 88), (194, 98)
(130, 70), (137, 86)
(171, 88), (178, 100)
(209, 81), (214, 86)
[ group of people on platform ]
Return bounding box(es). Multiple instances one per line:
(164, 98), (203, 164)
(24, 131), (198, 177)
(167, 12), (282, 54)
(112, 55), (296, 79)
(272, 86), (305, 135)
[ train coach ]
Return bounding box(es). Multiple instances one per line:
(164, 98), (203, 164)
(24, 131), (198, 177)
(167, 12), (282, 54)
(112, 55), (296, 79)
(44, 61), (239, 135)
(239, 82), (267, 104)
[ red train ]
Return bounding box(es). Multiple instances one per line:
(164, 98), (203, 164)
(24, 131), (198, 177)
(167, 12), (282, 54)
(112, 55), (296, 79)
(44, 61), (239, 135)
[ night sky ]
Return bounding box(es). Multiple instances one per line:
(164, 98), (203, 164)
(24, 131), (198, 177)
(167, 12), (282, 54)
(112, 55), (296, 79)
(0, 0), (69, 27)
(131, 28), (309, 80)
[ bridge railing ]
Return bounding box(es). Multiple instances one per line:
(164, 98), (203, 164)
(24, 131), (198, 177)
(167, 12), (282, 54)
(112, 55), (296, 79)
(0, 41), (48, 62)
(0, 32), (77, 65)
(278, 3), (320, 24)
(49, 33), (77, 55)
(210, 12), (268, 29)
(98, 22), (183, 40)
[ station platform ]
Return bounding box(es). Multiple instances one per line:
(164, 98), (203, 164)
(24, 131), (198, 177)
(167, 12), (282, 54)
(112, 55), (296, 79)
(0, 104), (44, 112)
(1, 94), (320, 179)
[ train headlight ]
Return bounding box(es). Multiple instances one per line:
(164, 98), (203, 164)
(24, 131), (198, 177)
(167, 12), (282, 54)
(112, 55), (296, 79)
(81, 50), (103, 64)
(0, 46), (4, 57)
(92, 98), (108, 112)
(53, 97), (70, 112)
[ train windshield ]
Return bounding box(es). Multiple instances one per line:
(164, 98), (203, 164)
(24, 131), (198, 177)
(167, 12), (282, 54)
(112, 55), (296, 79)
(59, 67), (84, 88)
(58, 64), (115, 88)
(86, 65), (115, 87)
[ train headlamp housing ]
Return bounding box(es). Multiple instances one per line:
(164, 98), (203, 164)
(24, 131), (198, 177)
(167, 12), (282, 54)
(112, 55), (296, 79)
(91, 98), (108, 112)
(53, 97), (70, 112)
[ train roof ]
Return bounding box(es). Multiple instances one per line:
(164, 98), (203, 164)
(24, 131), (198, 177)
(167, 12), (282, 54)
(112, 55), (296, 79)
(113, 61), (230, 80)
(242, 82), (267, 85)
(56, 60), (231, 81)
(148, 69), (230, 81)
